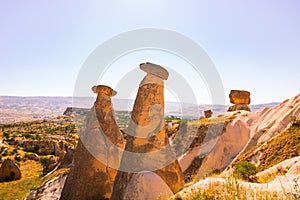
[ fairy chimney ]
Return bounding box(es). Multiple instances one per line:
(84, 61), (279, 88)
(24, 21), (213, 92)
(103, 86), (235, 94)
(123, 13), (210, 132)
(111, 62), (184, 199)
(60, 85), (125, 200)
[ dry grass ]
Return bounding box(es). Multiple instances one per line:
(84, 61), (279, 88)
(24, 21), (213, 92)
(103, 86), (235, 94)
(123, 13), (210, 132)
(188, 117), (227, 126)
(233, 124), (300, 175)
(181, 178), (295, 200)
(258, 126), (300, 172)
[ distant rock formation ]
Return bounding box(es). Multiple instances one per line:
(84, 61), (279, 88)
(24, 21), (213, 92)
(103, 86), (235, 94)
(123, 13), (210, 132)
(22, 140), (65, 156)
(229, 90), (251, 104)
(228, 90), (251, 112)
(0, 145), (8, 157)
(0, 158), (21, 182)
(63, 107), (89, 116)
(228, 104), (251, 112)
(43, 156), (57, 173)
(28, 153), (40, 161)
(60, 85), (125, 200)
(204, 110), (213, 118)
(111, 62), (184, 199)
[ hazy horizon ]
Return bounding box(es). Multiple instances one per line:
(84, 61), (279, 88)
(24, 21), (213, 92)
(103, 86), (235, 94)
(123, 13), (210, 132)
(0, 95), (283, 106)
(1, 1), (299, 104)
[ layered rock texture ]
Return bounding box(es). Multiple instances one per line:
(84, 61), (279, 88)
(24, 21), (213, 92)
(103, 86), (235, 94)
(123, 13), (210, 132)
(60, 85), (125, 200)
(26, 174), (67, 200)
(228, 90), (251, 112)
(196, 119), (250, 177)
(0, 158), (21, 182)
(22, 140), (65, 156)
(178, 93), (300, 178)
(111, 63), (184, 199)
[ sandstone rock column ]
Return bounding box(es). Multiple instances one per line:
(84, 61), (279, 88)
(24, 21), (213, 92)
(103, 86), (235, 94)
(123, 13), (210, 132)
(227, 90), (251, 112)
(111, 62), (184, 200)
(60, 85), (125, 200)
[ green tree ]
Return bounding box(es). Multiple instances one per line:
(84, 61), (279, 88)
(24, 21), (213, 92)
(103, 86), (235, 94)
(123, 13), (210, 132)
(234, 161), (258, 182)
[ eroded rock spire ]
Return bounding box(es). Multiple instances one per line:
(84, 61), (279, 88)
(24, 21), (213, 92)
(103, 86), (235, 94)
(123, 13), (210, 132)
(60, 85), (125, 200)
(111, 62), (184, 199)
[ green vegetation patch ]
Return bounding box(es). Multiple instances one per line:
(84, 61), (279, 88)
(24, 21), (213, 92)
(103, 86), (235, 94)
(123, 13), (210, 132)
(233, 161), (258, 182)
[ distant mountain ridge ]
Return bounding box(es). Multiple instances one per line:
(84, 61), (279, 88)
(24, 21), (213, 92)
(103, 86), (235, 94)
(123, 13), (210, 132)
(0, 96), (279, 124)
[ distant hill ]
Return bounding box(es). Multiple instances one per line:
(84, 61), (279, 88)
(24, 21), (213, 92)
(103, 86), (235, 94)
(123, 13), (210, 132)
(0, 96), (279, 124)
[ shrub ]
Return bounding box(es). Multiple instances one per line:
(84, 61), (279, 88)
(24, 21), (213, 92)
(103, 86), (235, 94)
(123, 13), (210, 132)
(15, 160), (20, 167)
(35, 134), (42, 140)
(3, 132), (9, 139)
(211, 168), (221, 175)
(14, 154), (22, 162)
(40, 157), (49, 167)
(30, 185), (39, 191)
(1, 150), (8, 156)
(23, 133), (36, 140)
(12, 148), (18, 154)
(9, 148), (18, 156)
(33, 145), (40, 152)
(24, 153), (30, 159)
(233, 161), (258, 182)
(290, 115), (300, 126)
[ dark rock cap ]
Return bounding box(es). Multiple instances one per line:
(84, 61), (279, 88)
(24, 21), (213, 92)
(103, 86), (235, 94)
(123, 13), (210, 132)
(140, 62), (169, 80)
(92, 85), (117, 97)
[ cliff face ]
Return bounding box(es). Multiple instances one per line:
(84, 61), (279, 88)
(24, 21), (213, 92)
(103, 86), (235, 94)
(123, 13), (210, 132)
(179, 93), (300, 178)
(196, 119), (250, 177)
(233, 93), (300, 161)
(171, 93), (300, 200)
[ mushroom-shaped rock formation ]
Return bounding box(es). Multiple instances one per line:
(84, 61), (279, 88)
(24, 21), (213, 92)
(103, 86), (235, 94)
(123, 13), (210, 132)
(92, 85), (117, 97)
(140, 62), (169, 80)
(227, 90), (251, 112)
(111, 63), (184, 200)
(204, 110), (213, 118)
(60, 85), (125, 200)
(229, 90), (250, 105)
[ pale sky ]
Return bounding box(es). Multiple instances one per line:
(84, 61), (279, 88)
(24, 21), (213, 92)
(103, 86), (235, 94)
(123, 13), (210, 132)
(1, 0), (299, 104)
